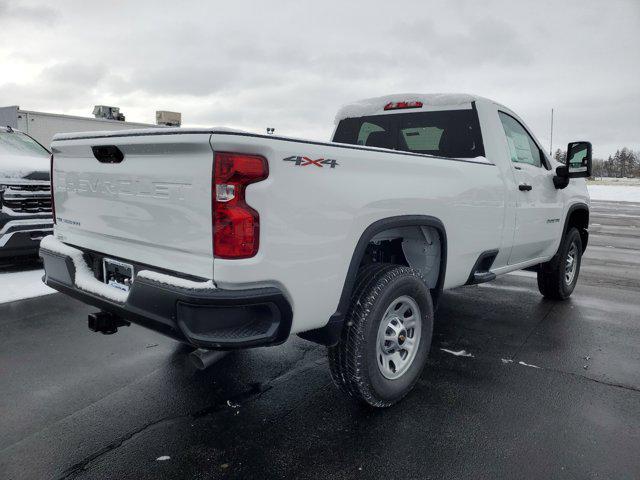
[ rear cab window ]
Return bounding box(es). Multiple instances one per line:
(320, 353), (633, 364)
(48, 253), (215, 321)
(332, 106), (485, 159)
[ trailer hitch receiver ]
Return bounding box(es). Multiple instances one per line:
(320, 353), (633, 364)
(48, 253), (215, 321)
(88, 311), (130, 335)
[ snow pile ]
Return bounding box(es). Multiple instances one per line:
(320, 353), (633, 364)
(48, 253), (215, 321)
(0, 268), (54, 304)
(137, 270), (215, 290)
(589, 177), (640, 186)
(440, 348), (474, 357)
(587, 184), (640, 203)
(518, 361), (540, 369)
(335, 93), (478, 123)
(40, 235), (128, 303)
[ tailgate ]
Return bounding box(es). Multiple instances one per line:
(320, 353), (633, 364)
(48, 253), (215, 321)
(51, 132), (214, 279)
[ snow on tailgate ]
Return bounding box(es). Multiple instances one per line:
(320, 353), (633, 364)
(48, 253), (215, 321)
(40, 235), (128, 303)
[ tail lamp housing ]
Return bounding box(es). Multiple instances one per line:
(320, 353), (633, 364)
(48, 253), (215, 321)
(213, 152), (268, 259)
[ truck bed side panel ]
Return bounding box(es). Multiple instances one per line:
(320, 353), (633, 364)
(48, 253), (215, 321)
(210, 133), (505, 334)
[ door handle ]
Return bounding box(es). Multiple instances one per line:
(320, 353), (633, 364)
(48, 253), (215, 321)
(518, 183), (532, 191)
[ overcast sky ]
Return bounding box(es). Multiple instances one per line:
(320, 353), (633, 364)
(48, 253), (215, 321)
(1, 0), (638, 158)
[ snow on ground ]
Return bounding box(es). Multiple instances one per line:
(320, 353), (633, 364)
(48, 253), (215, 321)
(587, 183), (640, 203)
(0, 268), (54, 304)
(440, 348), (474, 358)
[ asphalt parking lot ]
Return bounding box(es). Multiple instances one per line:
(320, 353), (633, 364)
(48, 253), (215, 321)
(1, 200), (639, 480)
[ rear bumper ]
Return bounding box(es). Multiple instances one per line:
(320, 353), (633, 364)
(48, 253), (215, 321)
(40, 243), (292, 349)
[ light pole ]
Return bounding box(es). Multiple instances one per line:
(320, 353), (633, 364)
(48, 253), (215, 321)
(549, 108), (554, 157)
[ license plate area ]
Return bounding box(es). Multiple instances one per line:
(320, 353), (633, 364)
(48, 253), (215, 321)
(102, 258), (134, 292)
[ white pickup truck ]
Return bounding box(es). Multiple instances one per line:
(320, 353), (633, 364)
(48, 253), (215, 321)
(40, 93), (591, 407)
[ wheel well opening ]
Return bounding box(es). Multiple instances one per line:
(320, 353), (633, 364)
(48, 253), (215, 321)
(359, 225), (444, 298)
(568, 208), (589, 252)
(298, 218), (447, 347)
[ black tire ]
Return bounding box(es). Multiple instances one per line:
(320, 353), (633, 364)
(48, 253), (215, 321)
(537, 227), (583, 300)
(328, 263), (434, 407)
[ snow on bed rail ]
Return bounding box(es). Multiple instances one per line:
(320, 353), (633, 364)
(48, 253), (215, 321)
(40, 235), (128, 303)
(137, 270), (215, 290)
(53, 126), (245, 142)
(335, 93), (479, 123)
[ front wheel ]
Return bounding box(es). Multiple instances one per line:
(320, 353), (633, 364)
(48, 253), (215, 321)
(537, 227), (583, 300)
(328, 264), (434, 407)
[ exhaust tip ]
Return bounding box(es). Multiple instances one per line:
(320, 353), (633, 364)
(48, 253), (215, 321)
(189, 348), (228, 370)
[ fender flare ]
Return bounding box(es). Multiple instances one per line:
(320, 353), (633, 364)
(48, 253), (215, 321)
(562, 202), (589, 253)
(298, 215), (447, 346)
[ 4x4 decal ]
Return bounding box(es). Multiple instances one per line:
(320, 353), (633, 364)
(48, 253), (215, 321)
(283, 156), (339, 168)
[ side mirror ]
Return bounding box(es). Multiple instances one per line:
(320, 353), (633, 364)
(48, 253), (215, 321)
(553, 166), (569, 189)
(566, 141), (592, 178)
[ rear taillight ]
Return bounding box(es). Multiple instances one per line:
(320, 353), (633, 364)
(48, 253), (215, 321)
(383, 101), (423, 110)
(213, 152), (268, 259)
(50, 154), (56, 224)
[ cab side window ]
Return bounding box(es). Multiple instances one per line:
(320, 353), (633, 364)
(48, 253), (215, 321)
(499, 112), (542, 168)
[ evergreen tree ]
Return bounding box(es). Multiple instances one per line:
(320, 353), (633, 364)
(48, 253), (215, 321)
(603, 154), (614, 177)
(591, 158), (605, 178)
(620, 148), (631, 177)
(612, 150), (621, 177)
(554, 149), (566, 163)
(544, 146), (637, 178)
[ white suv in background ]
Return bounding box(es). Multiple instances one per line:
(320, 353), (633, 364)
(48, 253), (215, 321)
(0, 127), (53, 261)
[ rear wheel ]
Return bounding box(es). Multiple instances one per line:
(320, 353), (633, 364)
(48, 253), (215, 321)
(537, 227), (583, 300)
(328, 264), (434, 407)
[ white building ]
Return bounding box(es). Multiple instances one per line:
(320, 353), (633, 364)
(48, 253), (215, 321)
(0, 106), (180, 148)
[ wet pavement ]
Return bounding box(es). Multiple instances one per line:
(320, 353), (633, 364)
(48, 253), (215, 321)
(1, 200), (639, 479)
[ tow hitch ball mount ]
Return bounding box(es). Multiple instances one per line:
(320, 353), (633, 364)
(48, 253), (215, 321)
(88, 311), (130, 335)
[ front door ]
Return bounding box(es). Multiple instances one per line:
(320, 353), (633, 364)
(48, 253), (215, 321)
(499, 112), (563, 265)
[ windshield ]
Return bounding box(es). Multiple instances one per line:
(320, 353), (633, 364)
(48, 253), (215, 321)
(333, 109), (485, 158)
(0, 131), (50, 157)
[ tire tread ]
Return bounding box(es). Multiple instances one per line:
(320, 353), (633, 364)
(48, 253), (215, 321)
(328, 263), (432, 407)
(537, 227), (582, 300)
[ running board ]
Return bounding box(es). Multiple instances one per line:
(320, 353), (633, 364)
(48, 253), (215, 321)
(471, 271), (496, 284)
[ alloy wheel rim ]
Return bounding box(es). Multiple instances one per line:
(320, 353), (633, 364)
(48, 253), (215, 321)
(565, 241), (578, 285)
(375, 295), (422, 380)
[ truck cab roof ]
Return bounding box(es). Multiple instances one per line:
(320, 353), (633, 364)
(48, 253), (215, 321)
(334, 93), (505, 123)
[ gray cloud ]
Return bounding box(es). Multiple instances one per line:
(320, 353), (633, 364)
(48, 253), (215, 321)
(0, 0), (58, 24)
(391, 17), (535, 67)
(0, 0), (638, 156)
(41, 63), (107, 87)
